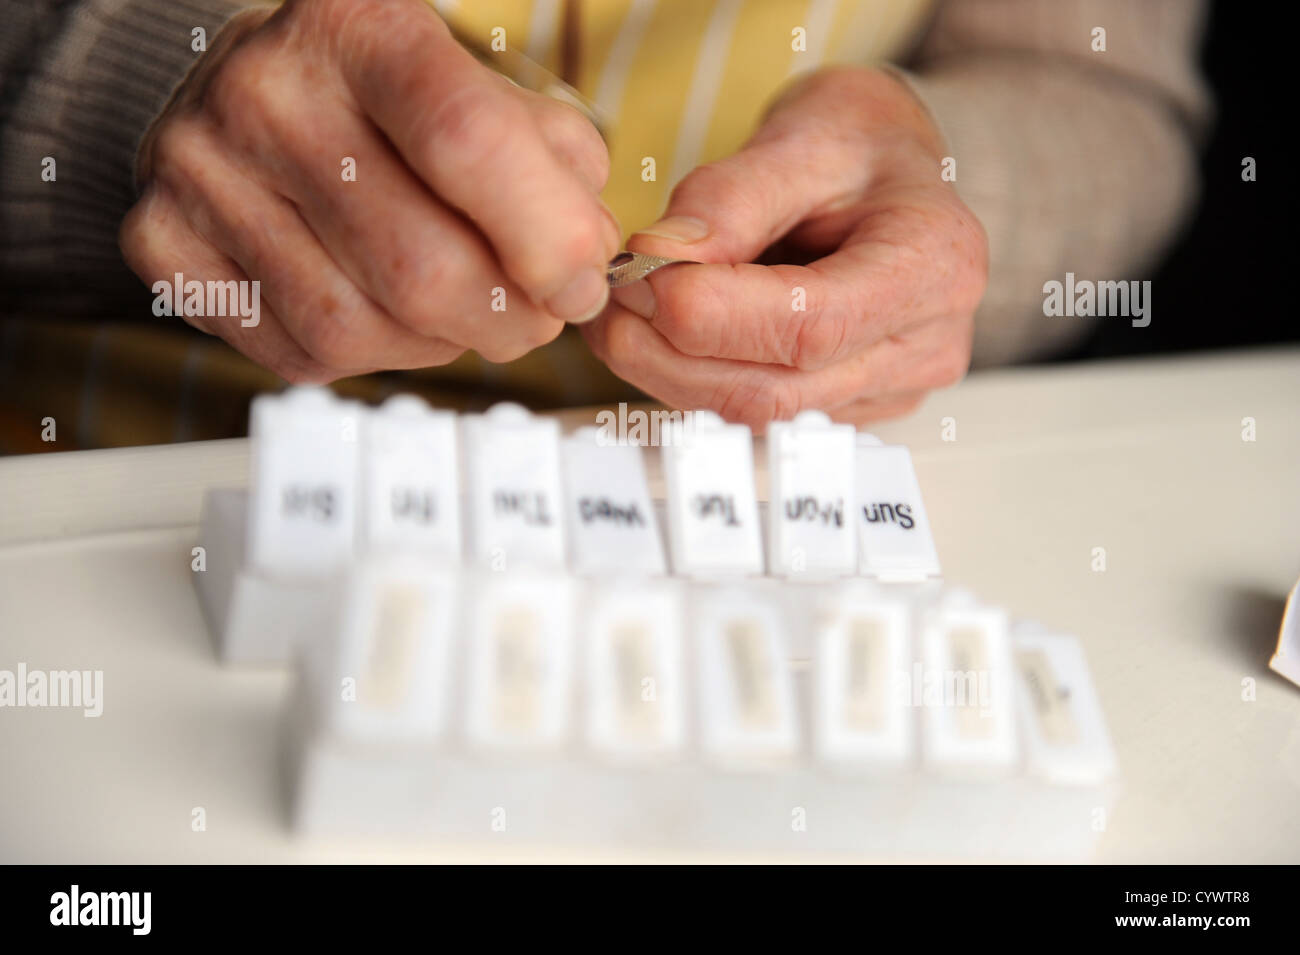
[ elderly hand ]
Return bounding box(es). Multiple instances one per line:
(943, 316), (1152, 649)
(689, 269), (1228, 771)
(120, 0), (618, 383)
(582, 66), (988, 429)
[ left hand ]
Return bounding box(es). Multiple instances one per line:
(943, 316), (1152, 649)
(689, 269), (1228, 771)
(582, 66), (988, 429)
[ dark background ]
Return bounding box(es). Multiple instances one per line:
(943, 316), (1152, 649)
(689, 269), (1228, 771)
(1060, 0), (1296, 362)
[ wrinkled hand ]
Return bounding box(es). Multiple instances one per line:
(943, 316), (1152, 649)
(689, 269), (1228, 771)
(121, 0), (618, 383)
(582, 66), (988, 429)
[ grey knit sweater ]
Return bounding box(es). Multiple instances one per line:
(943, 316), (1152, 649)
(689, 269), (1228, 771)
(0, 0), (245, 311)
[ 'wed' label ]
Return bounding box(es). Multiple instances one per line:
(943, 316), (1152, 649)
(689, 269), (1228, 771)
(562, 427), (665, 575)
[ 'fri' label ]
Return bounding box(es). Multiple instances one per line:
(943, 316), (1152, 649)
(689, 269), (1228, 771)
(360, 395), (460, 561)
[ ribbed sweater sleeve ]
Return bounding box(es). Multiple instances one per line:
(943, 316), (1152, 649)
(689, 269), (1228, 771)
(0, 0), (247, 312)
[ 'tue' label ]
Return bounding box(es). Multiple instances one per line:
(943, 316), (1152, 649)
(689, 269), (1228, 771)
(854, 437), (941, 581)
(246, 386), (362, 576)
(461, 403), (566, 571)
(660, 411), (763, 577)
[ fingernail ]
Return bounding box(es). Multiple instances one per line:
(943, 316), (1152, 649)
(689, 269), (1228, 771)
(611, 280), (655, 320)
(548, 267), (610, 323)
(633, 215), (710, 244)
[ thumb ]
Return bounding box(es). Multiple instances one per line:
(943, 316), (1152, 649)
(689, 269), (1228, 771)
(627, 106), (870, 265)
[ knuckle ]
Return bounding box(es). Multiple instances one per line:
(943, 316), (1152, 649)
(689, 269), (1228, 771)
(295, 306), (362, 369)
(549, 212), (608, 276)
(652, 274), (723, 357)
(275, 356), (337, 385)
(119, 188), (189, 283)
(965, 208), (990, 272)
(712, 374), (801, 429)
(945, 202), (990, 310)
(476, 324), (555, 364)
(895, 394), (925, 417)
(671, 161), (757, 222)
(149, 118), (209, 184)
(540, 104), (609, 184)
(522, 316), (565, 351)
(925, 342), (970, 390)
(595, 312), (639, 371)
(801, 65), (868, 101)
(540, 99), (598, 143)
(384, 246), (465, 333)
(204, 51), (269, 125)
(423, 85), (518, 176)
(511, 211), (607, 297)
(475, 340), (522, 363)
(647, 291), (697, 354)
(281, 0), (404, 53)
(766, 383), (805, 424)
(118, 198), (159, 272)
(204, 50), (304, 144)
(790, 306), (848, 370)
(307, 0), (373, 35)
(430, 342), (468, 366)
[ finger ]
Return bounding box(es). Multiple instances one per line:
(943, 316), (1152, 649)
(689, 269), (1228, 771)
(616, 184), (982, 370)
(236, 89), (566, 362)
(582, 306), (968, 430)
(149, 118), (465, 374)
(333, 1), (618, 320)
(610, 242), (905, 372)
(623, 118), (872, 267)
(120, 182), (335, 384)
(519, 90), (611, 193)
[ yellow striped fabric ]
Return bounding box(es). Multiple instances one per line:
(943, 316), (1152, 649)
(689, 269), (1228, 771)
(435, 0), (934, 235)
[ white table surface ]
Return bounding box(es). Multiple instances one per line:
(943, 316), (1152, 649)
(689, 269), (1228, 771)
(2, 347), (1298, 863)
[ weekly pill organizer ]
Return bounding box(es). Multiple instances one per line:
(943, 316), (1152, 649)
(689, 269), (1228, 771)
(190, 386), (1119, 858)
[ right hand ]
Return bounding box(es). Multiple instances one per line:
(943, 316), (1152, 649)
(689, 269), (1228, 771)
(120, 0), (618, 383)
